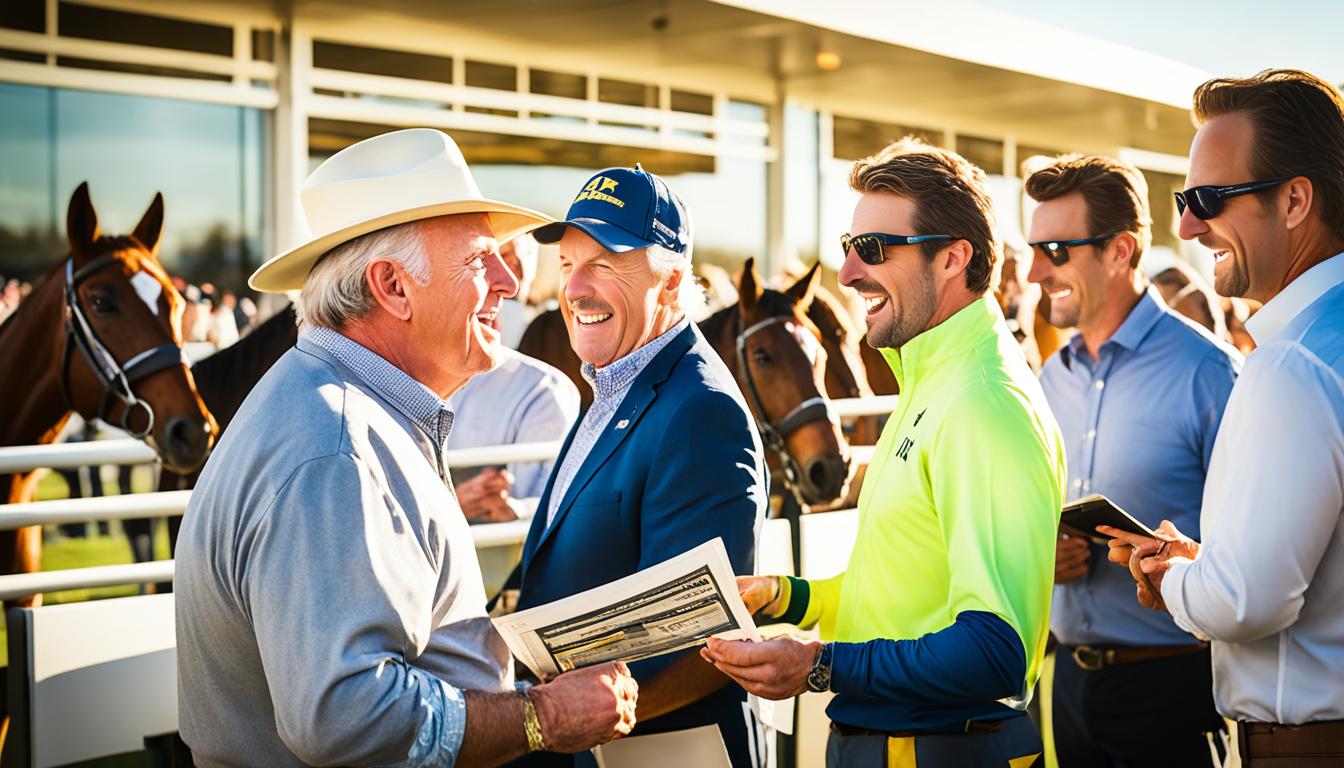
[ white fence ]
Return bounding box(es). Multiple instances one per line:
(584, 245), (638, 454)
(0, 396), (897, 600)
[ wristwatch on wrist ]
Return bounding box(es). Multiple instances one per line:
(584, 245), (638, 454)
(805, 642), (833, 693)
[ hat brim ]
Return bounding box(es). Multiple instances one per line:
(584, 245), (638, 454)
(249, 199), (554, 293)
(532, 217), (653, 253)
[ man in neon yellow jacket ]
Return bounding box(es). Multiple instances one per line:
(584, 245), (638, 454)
(703, 138), (1066, 767)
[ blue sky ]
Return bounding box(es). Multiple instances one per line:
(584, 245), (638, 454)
(978, 0), (1344, 84)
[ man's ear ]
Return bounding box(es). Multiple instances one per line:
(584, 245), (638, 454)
(365, 259), (413, 320)
(1283, 176), (1315, 230)
(1108, 232), (1137, 274)
(659, 266), (683, 307)
(939, 239), (973, 283)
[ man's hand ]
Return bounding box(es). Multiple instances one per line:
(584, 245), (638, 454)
(529, 661), (638, 753)
(456, 468), (518, 523)
(1098, 520), (1199, 613)
(737, 575), (783, 617)
(699, 635), (819, 700)
(1055, 531), (1091, 583)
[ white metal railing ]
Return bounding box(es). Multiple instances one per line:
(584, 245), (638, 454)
(0, 396), (897, 598)
(0, 519), (535, 601)
(0, 397), (898, 475)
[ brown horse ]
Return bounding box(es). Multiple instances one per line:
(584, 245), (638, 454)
(0, 183), (218, 604)
(521, 259), (853, 506)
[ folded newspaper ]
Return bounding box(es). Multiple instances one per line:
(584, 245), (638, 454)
(492, 538), (760, 679)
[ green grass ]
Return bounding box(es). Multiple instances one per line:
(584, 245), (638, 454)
(2, 466), (171, 667)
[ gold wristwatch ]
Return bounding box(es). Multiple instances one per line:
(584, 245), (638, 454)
(520, 690), (547, 752)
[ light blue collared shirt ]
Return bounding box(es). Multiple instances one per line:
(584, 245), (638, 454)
(1040, 286), (1242, 646)
(303, 327), (468, 767)
(546, 316), (691, 526)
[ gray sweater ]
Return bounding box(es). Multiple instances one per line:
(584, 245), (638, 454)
(176, 333), (509, 767)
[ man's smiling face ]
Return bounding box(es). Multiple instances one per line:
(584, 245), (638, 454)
(557, 228), (666, 367)
(838, 192), (939, 350)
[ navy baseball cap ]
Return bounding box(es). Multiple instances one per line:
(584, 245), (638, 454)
(533, 165), (689, 255)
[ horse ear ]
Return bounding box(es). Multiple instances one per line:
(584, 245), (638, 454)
(785, 261), (821, 309)
(67, 182), (100, 264)
(133, 192), (165, 257)
(738, 257), (765, 313)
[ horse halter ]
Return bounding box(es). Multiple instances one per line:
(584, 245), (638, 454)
(60, 255), (188, 439)
(734, 314), (838, 504)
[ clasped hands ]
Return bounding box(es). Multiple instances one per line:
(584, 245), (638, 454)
(699, 576), (822, 701)
(1096, 520), (1199, 612)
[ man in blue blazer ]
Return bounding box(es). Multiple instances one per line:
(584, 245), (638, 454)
(511, 167), (768, 767)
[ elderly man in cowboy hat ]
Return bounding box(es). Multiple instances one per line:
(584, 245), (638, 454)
(175, 128), (637, 768)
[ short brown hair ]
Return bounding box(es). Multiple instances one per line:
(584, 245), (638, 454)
(1024, 154), (1152, 268)
(849, 137), (999, 294)
(1193, 69), (1344, 242)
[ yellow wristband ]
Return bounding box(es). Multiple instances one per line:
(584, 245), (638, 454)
(520, 690), (547, 753)
(768, 575), (792, 619)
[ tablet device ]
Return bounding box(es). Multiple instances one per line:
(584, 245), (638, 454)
(1060, 494), (1158, 545)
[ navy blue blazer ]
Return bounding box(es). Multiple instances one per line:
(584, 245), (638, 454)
(516, 323), (767, 760)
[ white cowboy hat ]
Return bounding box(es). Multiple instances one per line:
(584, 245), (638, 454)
(249, 128), (552, 292)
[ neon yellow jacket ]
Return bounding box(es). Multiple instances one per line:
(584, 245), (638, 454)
(791, 297), (1065, 729)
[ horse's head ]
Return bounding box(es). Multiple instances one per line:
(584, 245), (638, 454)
(805, 283), (871, 401)
(735, 259), (852, 506)
(63, 183), (218, 473)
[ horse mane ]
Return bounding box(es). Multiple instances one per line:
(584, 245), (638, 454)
(189, 303), (299, 430)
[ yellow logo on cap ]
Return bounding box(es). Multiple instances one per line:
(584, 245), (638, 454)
(574, 176), (625, 207)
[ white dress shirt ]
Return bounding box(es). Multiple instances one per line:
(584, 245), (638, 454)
(1163, 251), (1344, 725)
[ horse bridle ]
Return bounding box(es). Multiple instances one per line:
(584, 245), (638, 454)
(60, 255), (188, 439)
(734, 314), (837, 505)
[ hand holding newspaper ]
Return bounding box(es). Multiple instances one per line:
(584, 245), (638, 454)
(493, 538), (760, 680)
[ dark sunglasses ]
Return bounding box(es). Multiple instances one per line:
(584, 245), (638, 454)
(1028, 232), (1119, 267)
(840, 232), (954, 266)
(1175, 178), (1291, 220)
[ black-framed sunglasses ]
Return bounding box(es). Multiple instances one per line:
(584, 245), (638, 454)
(1028, 232), (1119, 267)
(1175, 178), (1291, 220)
(840, 232), (955, 266)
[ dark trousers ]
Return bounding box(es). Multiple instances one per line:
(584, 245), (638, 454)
(825, 715), (1042, 767)
(1053, 647), (1225, 768)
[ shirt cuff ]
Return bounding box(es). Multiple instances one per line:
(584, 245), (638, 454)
(1160, 556), (1209, 641)
(403, 672), (467, 768)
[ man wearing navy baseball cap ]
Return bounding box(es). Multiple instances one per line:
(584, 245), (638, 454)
(506, 167), (768, 766)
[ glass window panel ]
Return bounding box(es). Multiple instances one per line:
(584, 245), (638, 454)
(955, 134), (1005, 175)
(313, 40), (453, 84)
(58, 2), (232, 57)
(530, 69), (586, 100)
(670, 90), (713, 116)
(832, 115), (941, 160)
(0, 0), (44, 33)
(0, 86), (267, 290)
(0, 83), (62, 279)
(465, 60), (517, 91)
(598, 78), (655, 108)
(252, 29), (276, 63)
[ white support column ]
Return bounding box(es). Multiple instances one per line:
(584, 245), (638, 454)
(1003, 133), (1019, 178)
(44, 0), (56, 66)
(765, 83), (787, 276)
(273, 19), (310, 260)
(233, 23), (251, 88)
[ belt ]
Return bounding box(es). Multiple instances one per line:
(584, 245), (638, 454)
(1238, 719), (1344, 760)
(1068, 642), (1209, 672)
(831, 718), (1007, 738)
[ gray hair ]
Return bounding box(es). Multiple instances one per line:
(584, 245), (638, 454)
(295, 221), (429, 329)
(647, 209), (707, 319)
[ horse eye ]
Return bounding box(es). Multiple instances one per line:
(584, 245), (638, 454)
(90, 292), (118, 314)
(752, 348), (772, 365)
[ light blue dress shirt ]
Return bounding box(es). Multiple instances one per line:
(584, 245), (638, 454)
(1040, 287), (1241, 647)
(304, 327), (469, 767)
(546, 316), (691, 526)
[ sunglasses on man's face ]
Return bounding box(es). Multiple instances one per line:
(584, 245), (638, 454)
(1028, 232), (1119, 267)
(1174, 178), (1291, 220)
(840, 232), (954, 266)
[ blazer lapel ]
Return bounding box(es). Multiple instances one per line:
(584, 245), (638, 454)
(529, 325), (697, 557)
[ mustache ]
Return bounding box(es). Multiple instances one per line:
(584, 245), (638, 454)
(568, 299), (613, 314)
(846, 279), (889, 298)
